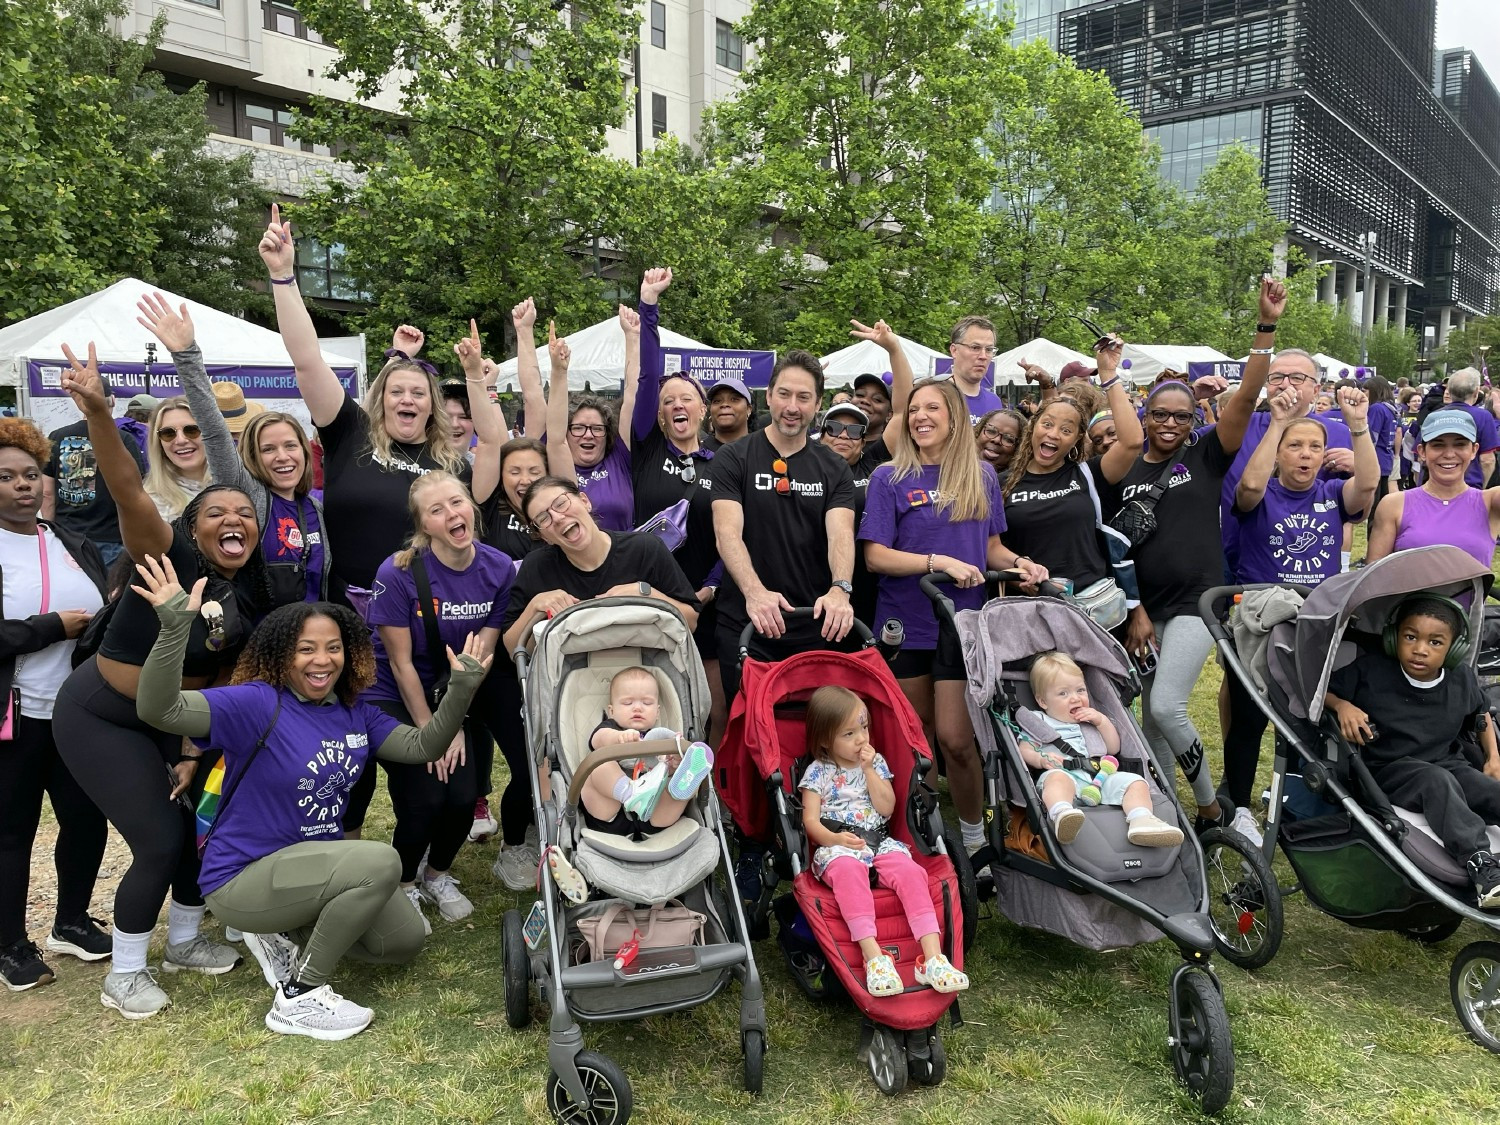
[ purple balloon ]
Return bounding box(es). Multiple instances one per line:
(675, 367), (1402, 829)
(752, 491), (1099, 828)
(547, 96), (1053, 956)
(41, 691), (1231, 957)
(1121, 358), (1132, 370)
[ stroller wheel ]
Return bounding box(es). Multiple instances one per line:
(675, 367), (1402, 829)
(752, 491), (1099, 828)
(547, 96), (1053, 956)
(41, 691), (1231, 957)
(1450, 940), (1500, 1054)
(905, 1027), (947, 1087)
(742, 1029), (765, 1095)
(941, 819), (980, 954)
(546, 1050), (633, 1125)
(502, 910), (531, 1030)
(1169, 970), (1233, 1115)
(866, 1024), (908, 1096)
(1201, 827), (1284, 971)
(1401, 916), (1463, 945)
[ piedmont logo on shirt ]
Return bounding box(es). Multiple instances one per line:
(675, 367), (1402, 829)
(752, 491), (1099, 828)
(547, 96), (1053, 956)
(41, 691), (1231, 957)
(1121, 468), (1191, 502)
(1011, 479), (1081, 504)
(297, 736), (367, 836)
(752, 473), (824, 495)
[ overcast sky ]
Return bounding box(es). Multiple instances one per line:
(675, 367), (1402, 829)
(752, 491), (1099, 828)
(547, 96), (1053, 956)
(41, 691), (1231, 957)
(1435, 0), (1500, 87)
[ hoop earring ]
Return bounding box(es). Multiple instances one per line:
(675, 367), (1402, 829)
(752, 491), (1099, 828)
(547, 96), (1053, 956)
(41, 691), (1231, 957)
(1185, 430), (1200, 448)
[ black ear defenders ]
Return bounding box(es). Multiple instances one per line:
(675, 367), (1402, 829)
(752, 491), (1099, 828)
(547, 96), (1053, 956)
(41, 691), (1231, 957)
(1382, 594), (1472, 670)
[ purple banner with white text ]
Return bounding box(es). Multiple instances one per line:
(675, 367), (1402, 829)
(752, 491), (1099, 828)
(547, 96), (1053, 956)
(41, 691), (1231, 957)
(26, 360), (359, 398)
(661, 348), (776, 389)
(1186, 361), (1247, 382)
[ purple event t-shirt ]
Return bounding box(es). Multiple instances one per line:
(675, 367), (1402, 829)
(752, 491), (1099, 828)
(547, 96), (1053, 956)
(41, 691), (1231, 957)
(578, 441), (634, 532)
(194, 682), (403, 895)
(263, 494), (326, 603)
(367, 544), (513, 701)
(1232, 478), (1352, 587)
(963, 388), (1005, 426)
(858, 462), (1006, 648)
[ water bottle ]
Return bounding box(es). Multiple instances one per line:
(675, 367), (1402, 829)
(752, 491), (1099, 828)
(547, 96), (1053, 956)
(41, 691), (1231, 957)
(878, 618), (904, 662)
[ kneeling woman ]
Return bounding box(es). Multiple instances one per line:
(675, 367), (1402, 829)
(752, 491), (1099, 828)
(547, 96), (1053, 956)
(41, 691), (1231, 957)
(133, 557), (489, 1040)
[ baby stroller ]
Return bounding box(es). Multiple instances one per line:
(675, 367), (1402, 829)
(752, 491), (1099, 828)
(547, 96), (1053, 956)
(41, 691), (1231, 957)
(1202, 545), (1500, 1053)
(927, 573), (1264, 1116)
(717, 611), (974, 1095)
(503, 598), (767, 1124)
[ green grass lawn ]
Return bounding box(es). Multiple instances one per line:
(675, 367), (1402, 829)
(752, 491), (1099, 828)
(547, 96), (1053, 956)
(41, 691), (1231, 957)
(7, 532), (1500, 1123)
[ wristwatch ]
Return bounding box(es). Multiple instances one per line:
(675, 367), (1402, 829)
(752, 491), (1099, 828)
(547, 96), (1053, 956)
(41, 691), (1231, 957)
(637, 581), (651, 596)
(830, 580), (853, 596)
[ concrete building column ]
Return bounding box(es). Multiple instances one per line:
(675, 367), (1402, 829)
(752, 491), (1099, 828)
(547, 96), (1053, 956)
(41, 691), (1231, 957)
(1272, 236), (1288, 279)
(1437, 306), (1453, 354)
(1391, 284), (1408, 333)
(1318, 257), (1338, 305)
(1342, 262), (1360, 321)
(1374, 276), (1390, 330)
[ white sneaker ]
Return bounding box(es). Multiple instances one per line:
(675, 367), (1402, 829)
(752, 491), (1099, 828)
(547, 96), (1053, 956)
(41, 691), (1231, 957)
(265, 983), (373, 1041)
(242, 932), (299, 988)
(1126, 813), (1185, 848)
(492, 844), (541, 892)
(100, 967), (170, 1020)
(418, 872), (474, 922)
(1231, 806), (1264, 848)
(469, 798), (499, 843)
(623, 761), (667, 820)
(403, 886), (432, 936)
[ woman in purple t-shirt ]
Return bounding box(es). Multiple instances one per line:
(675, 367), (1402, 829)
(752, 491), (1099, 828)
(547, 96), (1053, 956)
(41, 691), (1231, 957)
(542, 309), (639, 533)
(860, 378), (1048, 856)
(131, 555), (488, 1041)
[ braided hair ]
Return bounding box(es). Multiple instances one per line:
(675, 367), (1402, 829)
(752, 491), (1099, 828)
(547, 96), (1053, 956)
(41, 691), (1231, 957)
(174, 484), (273, 615)
(231, 601), (375, 705)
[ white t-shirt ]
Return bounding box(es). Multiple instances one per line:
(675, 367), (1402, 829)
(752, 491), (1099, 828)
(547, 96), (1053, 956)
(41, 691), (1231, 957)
(0, 526), (104, 718)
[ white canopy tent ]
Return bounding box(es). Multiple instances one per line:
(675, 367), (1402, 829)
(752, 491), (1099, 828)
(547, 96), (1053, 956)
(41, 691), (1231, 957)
(493, 317), (709, 393)
(821, 335), (945, 388)
(1311, 353), (1361, 380)
(0, 277), (361, 433)
(989, 338), (1094, 387)
(1120, 343), (1232, 384)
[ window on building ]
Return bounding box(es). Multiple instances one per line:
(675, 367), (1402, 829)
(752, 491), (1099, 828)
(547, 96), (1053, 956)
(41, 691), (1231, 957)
(238, 98), (332, 157)
(296, 238), (366, 301)
(650, 1), (666, 49)
(181, 0), (221, 7)
(716, 20), (743, 71)
(261, 0), (323, 43)
(651, 92), (668, 138)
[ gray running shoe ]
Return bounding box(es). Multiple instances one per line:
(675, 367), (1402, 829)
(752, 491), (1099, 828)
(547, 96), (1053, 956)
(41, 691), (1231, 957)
(101, 968), (170, 1020)
(403, 885), (432, 936)
(492, 844), (540, 892)
(417, 872), (474, 922)
(162, 934), (242, 975)
(265, 983), (373, 1041)
(241, 932), (299, 988)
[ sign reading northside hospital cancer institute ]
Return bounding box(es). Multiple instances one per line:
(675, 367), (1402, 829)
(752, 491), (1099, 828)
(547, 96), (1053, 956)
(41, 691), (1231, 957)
(661, 348), (776, 389)
(26, 359), (360, 399)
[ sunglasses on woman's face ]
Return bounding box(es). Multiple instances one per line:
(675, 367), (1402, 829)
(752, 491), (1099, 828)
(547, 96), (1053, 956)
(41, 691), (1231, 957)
(530, 492), (573, 531)
(823, 420), (866, 439)
(159, 425), (202, 442)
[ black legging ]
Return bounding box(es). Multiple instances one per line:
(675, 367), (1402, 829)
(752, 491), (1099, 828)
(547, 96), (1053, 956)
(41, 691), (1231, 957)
(53, 658), (204, 934)
(0, 713), (108, 946)
(369, 697), (478, 882)
(1221, 666), (1270, 810)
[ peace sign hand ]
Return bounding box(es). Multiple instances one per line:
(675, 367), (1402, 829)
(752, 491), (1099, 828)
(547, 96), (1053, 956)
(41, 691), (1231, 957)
(548, 321), (571, 370)
(130, 554), (208, 613)
(454, 318), (484, 377)
(257, 203), (295, 276)
(59, 342), (111, 418)
(849, 318), (898, 353)
(136, 292), (196, 353)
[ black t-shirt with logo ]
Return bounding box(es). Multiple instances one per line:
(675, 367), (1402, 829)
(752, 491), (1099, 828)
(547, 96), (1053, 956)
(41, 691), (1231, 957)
(847, 437), (889, 629)
(501, 530), (697, 630)
(705, 430), (856, 630)
(1109, 430), (1233, 619)
(632, 427), (718, 588)
(1002, 458), (1109, 591)
(44, 419), (144, 548)
(318, 395), (471, 590)
(481, 494), (539, 563)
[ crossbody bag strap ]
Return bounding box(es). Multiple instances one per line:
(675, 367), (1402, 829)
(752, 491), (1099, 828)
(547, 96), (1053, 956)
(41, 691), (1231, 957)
(203, 690), (284, 852)
(1134, 455), (1181, 511)
(37, 528), (51, 614)
(410, 553), (451, 703)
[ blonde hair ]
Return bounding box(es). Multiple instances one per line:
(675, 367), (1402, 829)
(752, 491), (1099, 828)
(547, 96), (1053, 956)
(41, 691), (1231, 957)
(363, 359), (467, 475)
(1028, 651), (1085, 698)
(392, 471), (483, 569)
(885, 379), (989, 523)
(239, 411), (313, 496)
(145, 398), (210, 519)
(804, 685), (865, 764)
(609, 666), (658, 701)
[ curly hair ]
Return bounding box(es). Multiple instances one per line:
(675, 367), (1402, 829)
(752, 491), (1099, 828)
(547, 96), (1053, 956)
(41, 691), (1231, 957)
(0, 418), (51, 468)
(175, 484), (272, 613)
(230, 601), (375, 705)
(1006, 398), (1088, 493)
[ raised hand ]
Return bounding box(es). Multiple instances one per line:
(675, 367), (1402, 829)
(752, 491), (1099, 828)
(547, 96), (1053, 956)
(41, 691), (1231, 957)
(392, 325), (425, 357)
(446, 631), (495, 675)
(130, 554), (207, 613)
(640, 267), (673, 304)
(480, 357), (498, 384)
(548, 320), (572, 369)
(136, 292), (196, 353)
(1094, 333), (1124, 379)
(1258, 276), (1288, 324)
(1268, 386), (1298, 422)
(511, 297), (537, 333)
(59, 342), (111, 418)
(1338, 385), (1370, 427)
(257, 203), (295, 277)
(454, 318), (484, 377)
(618, 304), (641, 337)
(849, 318), (898, 353)
(1018, 358), (1052, 386)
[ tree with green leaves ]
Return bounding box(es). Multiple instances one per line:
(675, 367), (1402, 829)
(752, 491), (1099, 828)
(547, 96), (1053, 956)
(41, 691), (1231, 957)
(0, 0), (267, 324)
(1364, 324), (1420, 383)
(1441, 315), (1499, 375)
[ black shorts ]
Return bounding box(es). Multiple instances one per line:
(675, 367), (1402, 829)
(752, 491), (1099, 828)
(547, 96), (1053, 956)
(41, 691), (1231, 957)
(886, 625), (965, 682)
(582, 805), (667, 841)
(693, 600), (718, 661)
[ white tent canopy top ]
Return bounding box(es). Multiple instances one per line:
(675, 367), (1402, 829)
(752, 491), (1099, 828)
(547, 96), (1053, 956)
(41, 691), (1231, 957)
(1311, 353), (1361, 380)
(820, 335), (946, 389)
(989, 338), (1094, 387)
(492, 317), (709, 393)
(1119, 343), (1232, 383)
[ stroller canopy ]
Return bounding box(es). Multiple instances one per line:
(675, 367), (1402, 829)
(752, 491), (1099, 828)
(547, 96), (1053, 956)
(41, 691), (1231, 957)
(955, 596), (1133, 709)
(1289, 546), (1492, 722)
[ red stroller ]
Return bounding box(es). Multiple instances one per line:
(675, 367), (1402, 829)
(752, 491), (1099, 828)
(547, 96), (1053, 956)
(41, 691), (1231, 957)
(718, 634), (977, 1094)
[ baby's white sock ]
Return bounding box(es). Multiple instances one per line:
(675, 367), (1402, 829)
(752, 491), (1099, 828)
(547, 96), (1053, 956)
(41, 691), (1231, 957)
(612, 776), (633, 803)
(1047, 801), (1073, 823)
(1125, 806), (1151, 821)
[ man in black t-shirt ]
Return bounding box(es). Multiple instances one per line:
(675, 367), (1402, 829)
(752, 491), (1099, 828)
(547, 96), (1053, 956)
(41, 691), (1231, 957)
(708, 349), (857, 701)
(44, 379), (145, 567)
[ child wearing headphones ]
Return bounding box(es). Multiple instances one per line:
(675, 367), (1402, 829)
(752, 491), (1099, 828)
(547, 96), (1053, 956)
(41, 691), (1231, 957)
(1324, 594), (1500, 909)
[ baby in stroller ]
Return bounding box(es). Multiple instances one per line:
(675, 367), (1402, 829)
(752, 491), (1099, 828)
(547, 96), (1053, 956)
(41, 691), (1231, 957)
(798, 686), (969, 998)
(1323, 595), (1500, 909)
(1018, 653), (1184, 848)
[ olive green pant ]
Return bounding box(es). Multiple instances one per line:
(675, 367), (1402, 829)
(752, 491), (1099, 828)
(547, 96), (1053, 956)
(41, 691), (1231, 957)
(205, 840), (426, 987)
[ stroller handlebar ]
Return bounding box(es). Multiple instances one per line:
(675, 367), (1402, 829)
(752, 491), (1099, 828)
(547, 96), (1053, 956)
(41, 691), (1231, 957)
(919, 570), (1071, 624)
(1198, 586), (1244, 645)
(735, 609), (876, 658)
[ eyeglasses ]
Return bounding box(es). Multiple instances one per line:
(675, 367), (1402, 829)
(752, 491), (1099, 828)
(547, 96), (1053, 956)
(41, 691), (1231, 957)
(530, 492), (573, 530)
(980, 425), (1018, 445)
(1147, 409), (1196, 426)
(958, 341), (998, 357)
(568, 423), (607, 438)
(1267, 372), (1313, 387)
(771, 458), (791, 496)
(823, 420), (866, 439)
(678, 456), (697, 484)
(159, 425), (202, 442)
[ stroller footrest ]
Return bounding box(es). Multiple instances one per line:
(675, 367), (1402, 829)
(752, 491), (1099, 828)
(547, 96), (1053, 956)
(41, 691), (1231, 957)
(560, 943), (744, 988)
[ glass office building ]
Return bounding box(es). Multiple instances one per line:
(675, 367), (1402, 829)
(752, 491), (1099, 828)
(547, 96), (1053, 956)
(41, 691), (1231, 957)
(1001, 0), (1500, 329)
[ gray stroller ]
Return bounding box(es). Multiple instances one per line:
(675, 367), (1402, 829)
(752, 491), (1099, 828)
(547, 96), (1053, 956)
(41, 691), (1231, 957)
(504, 598), (766, 1124)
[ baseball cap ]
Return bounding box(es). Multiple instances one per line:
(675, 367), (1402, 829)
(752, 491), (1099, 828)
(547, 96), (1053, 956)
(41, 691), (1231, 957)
(126, 393), (159, 414)
(853, 372), (893, 397)
(823, 402), (869, 425)
(1059, 360), (1096, 382)
(1420, 408), (1478, 444)
(707, 376), (752, 404)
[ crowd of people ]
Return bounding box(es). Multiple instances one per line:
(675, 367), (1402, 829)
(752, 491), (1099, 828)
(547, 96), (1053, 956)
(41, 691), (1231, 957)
(5, 205), (1500, 1039)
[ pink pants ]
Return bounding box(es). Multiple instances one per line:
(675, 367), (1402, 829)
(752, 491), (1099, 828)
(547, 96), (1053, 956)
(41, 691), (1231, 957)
(821, 851), (939, 944)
